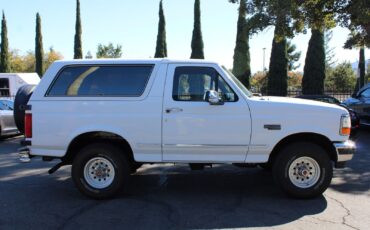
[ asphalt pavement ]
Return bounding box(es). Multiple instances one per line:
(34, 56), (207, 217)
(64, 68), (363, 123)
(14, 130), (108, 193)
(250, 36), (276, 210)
(0, 129), (370, 230)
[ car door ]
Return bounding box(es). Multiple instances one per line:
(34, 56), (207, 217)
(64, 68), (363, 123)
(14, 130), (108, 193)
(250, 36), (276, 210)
(0, 100), (16, 132)
(3, 100), (17, 128)
(358, 87), (370, 123)
(162, 64), (251, 162)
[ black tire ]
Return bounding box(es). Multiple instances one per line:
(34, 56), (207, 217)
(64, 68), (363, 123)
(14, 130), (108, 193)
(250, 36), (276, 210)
(72, 143), (130, 199)
(131, 162), (143, 173)
(258, 163), (272, 171)
(272, 142), (333, 199)
(189, 163), (205, 170)
(14, 84), (36, 133)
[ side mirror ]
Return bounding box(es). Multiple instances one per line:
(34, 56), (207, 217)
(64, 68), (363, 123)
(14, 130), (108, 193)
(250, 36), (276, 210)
(205, 90), (224, 105)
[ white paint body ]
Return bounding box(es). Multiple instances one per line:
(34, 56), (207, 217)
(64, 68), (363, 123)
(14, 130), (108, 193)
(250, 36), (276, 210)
(27, 59), (349, 163)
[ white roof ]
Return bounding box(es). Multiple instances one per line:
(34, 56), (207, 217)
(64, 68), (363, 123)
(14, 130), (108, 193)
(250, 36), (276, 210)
(53, 58), (219, 65)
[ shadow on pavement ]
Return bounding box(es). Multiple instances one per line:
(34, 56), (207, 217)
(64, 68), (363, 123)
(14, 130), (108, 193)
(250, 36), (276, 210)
(330, 128), (370, 195)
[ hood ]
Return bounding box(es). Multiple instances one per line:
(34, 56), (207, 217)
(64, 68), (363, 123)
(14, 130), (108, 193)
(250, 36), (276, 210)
(256, 96), (342, 109)
(247, 96), (349, 142)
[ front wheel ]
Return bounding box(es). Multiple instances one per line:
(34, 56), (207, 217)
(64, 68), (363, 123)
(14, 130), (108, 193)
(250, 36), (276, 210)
(273, 142), (333, 199)
(72, 143), (130, 199)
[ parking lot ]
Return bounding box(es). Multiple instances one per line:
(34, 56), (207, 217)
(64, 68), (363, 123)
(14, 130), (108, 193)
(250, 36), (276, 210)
(0, 130), (369, 230)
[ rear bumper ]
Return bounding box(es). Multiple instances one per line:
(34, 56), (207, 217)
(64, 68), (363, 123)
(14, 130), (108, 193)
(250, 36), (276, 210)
(334, 140), (355, 162)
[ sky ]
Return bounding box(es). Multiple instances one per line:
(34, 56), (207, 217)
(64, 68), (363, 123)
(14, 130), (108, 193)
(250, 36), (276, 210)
(1, 0), (369, 73)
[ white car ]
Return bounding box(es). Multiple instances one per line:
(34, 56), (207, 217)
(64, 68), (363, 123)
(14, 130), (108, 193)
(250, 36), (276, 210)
(17, 59), (355, 199)
(0, 99), (18, 137)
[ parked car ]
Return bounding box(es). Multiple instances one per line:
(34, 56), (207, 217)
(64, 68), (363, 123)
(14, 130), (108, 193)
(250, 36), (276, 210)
(295, 94), (360, 138)
(0, 99), (18, 137)
(343, 83), (370, 126)
(16, 59), (355, 199)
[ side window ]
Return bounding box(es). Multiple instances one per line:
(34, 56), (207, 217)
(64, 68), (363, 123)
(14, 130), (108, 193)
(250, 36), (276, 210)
(0, 101), (5, 110)
(360, 88), (370, 98)
(172, 67), (238, 102)
(0, 78), (10, 97)
(47, 65), (153, 97)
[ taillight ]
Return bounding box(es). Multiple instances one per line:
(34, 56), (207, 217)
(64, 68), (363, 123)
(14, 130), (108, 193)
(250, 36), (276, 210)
(25, 113), (32, 138)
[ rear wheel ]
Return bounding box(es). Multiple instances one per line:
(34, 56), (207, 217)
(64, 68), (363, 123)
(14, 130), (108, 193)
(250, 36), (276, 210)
(72, 143), (130, 199)
(272, 142), (333, 198)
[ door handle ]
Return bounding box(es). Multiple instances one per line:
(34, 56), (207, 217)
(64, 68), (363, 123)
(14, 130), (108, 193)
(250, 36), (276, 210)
(165, 107), (183, 113)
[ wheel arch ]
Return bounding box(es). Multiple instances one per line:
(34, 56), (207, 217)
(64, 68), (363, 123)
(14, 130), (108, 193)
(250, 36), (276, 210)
(268, 132), (337, 165)
(63, 131), (135, 165)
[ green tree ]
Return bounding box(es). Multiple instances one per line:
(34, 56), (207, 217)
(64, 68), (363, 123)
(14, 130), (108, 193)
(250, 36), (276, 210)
(229, 0), (271, 89)
(0, 12), (11, 73)
(44, 47), (63, 71)
(256, 0), (303, 96)
(267, 33), (288, 96)
(74, 0), (83, 59)
(337, 0), (369, 93)
(154, 0), (167, 58)
(35, 13), (44, 76)
(232, 0), (251, 88)
(325, 62), (356, 91)
(190, 0), (204, 59)
(344, 32), (368, 93)
(10, 48), (63, 73)
(85, 51), (93, 59)
(96, 43), (122, 58)
(10, 49), (34, 73)
(339, 0), (370, 48)
(302, 30), (326, 95)
(301, 0), (336, 95)
(287, 40), (301, 71)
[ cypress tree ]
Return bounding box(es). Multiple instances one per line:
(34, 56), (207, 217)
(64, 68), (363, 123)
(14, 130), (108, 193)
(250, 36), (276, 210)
(35, 13), (44, 76)
(154, 0), (167, 58)
(302, 29), (326, 95)
(0, 11), (10, 73)
(190, 0), (204, 59)
(267, 21), (288, 96)
(358, 47), (365, 89)
(74, 0), (83, 59)
(353, 47), (366, 94)
(232, 0), (251, 89)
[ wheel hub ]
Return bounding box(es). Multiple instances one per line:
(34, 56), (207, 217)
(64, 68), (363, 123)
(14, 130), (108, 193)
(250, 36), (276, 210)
(288, 157), (320, 188)
(84, 157), (115, 189)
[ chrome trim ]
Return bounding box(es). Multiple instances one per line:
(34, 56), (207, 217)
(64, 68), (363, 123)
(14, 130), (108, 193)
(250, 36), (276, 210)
(162, 144), (249, 148)
(334, 140), (355, 162)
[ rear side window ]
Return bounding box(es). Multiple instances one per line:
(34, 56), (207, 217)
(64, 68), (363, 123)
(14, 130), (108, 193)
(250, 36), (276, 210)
(47, 65), (153, 97)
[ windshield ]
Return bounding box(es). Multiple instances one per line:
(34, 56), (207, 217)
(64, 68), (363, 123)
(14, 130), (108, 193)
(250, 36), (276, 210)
(222, 66), (252, 97)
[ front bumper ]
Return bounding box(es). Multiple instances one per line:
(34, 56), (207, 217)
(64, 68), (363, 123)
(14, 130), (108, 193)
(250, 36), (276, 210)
(334, 140), (355, 162)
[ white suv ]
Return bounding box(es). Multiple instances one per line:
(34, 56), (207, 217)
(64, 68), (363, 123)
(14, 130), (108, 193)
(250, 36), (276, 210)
(17, 59), (355, 199)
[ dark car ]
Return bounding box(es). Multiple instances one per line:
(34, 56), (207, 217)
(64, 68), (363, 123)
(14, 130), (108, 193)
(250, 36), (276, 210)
(296, 95), (360, 138)
(343, 83), (370, 126)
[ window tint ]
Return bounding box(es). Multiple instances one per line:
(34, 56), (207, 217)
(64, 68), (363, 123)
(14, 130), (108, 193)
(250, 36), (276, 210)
(47, 65), (153, 97)
(360, 88), (370, 98)
(0, 101), (6, 110)
(172, 67), (237, 102)
(2, 100), (13, 110)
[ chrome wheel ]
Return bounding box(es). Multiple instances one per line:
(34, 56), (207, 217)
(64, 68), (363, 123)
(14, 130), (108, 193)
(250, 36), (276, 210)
(288, 156), (321, 189)
(83, 157), (115, 189)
